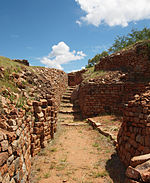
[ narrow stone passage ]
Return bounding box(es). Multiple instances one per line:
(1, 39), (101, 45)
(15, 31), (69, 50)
(58, 86), (82, 124)
(30, 87), (125, 183)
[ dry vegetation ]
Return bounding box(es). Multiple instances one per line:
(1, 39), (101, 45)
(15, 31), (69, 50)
(82, 67), (107, 81)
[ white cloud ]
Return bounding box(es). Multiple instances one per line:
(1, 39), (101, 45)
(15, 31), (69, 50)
(40, 42), (86, 70)
(75, 0), (150, 27)
(68, 66), (85, 73)
(76, 20), (82, 26)
(70, 69), (80, 73)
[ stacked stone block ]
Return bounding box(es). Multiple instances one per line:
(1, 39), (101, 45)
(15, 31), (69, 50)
(68, 69), (86, 86)
(117, 89), (150, 167)
(12, 59), (29, 66)
(0, 99), (65, 182)
(0, 67), (68, 182)
(31, 99), (57, 156)
(33, 68), (68, 111)
(95, 41), (150, 82)
(0, 110), (33, 183)
(79, 82), (147, 118)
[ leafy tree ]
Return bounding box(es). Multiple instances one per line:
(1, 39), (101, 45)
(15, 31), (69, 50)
(108, 27), (150, 53)
(86, 51), (109, 68)
(86, 27), (150, 68)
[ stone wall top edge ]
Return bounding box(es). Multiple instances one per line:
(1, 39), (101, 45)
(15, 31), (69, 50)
(80, 81), (149, 86)
(33, 67), (67, 74)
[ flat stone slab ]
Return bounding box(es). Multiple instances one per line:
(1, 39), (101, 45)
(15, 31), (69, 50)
(60, 122), (87, 126)
(131, 153), (150, 167)
(87, 117), (121, 146)
(59, 108), (80, 114)
(126, 160), (150, 182)
(60, 103), (73, 107)
(126, 166), (141, 180)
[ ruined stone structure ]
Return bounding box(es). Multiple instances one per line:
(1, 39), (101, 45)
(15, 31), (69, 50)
(79, 82), (148, 118)
(0, 67), (67, 183)
(68, 41), (150, 182)
(12, 59), (30, 66)
(1, 40), (150, 183)
(68, 42), (150, 120)
(68, 69), (86, 86)
(117, 89), (150, 166)
(95, 41), (150, 82)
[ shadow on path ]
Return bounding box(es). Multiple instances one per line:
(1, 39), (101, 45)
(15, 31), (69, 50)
(106, 153), (126, 183)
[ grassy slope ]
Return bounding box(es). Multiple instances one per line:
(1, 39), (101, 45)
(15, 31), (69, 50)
(0, 56), (28, 73)
(0, 56), (26, 92)
(82, 66), (107, 81)
(83, 40), (150, 82)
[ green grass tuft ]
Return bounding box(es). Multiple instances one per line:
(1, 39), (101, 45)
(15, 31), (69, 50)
(83, 67), (107, 81)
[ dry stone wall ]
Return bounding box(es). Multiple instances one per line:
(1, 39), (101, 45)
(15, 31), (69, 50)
(79, 82), (148, 118)
(0, 67), (67, 183)
(12, 59), (29, 66)
(72, 41), (150, 119)
(0, 107), (33, 183)
(68, 69), (86, 86)
(31, 67), (68, 111)
(67, 41), (150, 181)
(95, 41), (150, 82)
(117, 89), (150, 167)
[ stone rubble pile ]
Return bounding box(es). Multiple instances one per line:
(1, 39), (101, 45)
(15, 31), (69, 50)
(125, 153), (150, 182)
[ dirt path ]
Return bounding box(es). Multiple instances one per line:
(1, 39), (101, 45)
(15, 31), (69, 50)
(30, 121), (125, 183)
(31, 87), (125, 183)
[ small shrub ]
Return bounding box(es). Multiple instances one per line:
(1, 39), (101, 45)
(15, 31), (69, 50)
(49, 147), (57, 152)
(92, 170), (108, 178)
(92, 143), (99, 148)
(43, 173), (50, 179)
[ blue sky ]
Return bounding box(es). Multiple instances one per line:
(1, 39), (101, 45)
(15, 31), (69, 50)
(1, 0), (150, 73)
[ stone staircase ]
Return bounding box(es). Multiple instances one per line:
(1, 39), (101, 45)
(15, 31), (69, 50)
(58, 86), (82, 124)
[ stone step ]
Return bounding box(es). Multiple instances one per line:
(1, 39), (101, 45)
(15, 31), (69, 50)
(62, 95), (71, 100)
(58, 113), (81, 120)
(58, 86), (82, 122)
(60, 104), (80, 109)
(60, 122), (87, 126)
(59, 108), (80, 113)
(63, 93), (72, 97)
(61, 99), (71, 103)
(64, 89), (73, 93)
(58, 115), (74, 120)
(60, 106), (80, 111)
(60, 103), (73, 108)
(68, 86), (76, 88)
(67, 87), (76, 91)
(59, 110), (80, 115)
(65, 89), (73, 93)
